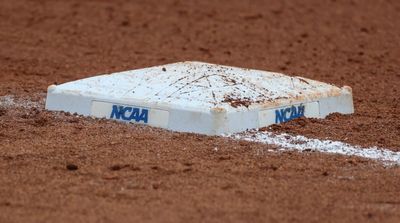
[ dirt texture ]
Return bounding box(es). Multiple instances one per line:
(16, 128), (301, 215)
(0, 0), (400, 222)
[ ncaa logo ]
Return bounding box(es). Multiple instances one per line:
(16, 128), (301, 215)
(275, 104), (305, 124)
(110, 105), (149, 123)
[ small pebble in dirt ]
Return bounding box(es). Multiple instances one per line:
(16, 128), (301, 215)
(183, 167), (192, 172)
(218, 155), (231, 161)
(0, 108), (6, 116)
(66, 164), (78, 171)
(322, 171), (329, 176)
(270, 165), (278, 171)
(152, 183), (161, 190)
(109, 164), (128, 171)
(110, 165), (121, 171)
(121, 20), (130, 26)
(131, 166), (141, 171)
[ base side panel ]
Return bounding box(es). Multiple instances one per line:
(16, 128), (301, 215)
(46, 92), (93, 116)
(318, 92), (354, 118)
(46, 89), (354, 135)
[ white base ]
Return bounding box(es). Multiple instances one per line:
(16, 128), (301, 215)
(45, 61), (354, 135)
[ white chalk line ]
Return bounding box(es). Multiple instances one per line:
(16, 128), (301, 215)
(228, 131), (400, 165)
(2, 94), (399, 165)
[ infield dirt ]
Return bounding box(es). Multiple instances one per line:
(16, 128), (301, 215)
(0, 0), (400, 222)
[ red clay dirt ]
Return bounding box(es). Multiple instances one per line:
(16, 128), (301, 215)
(1, 0), (400, 222)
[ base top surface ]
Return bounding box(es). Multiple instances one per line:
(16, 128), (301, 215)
(50, 61), (348, 112)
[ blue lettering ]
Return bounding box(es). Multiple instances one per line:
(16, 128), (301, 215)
(275, 109), (285, 124)
(283, 107), (291, 121)
(128, 108), (140, 121)
(121, 107), (132, 120)
(109, 105), (149, 124)
(298, 104), (305, 117)
(290, 106), (298, 119)
(274, 104), (306, 124)
(110, 105), (124, 119)
(139, 109), (149, 123)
